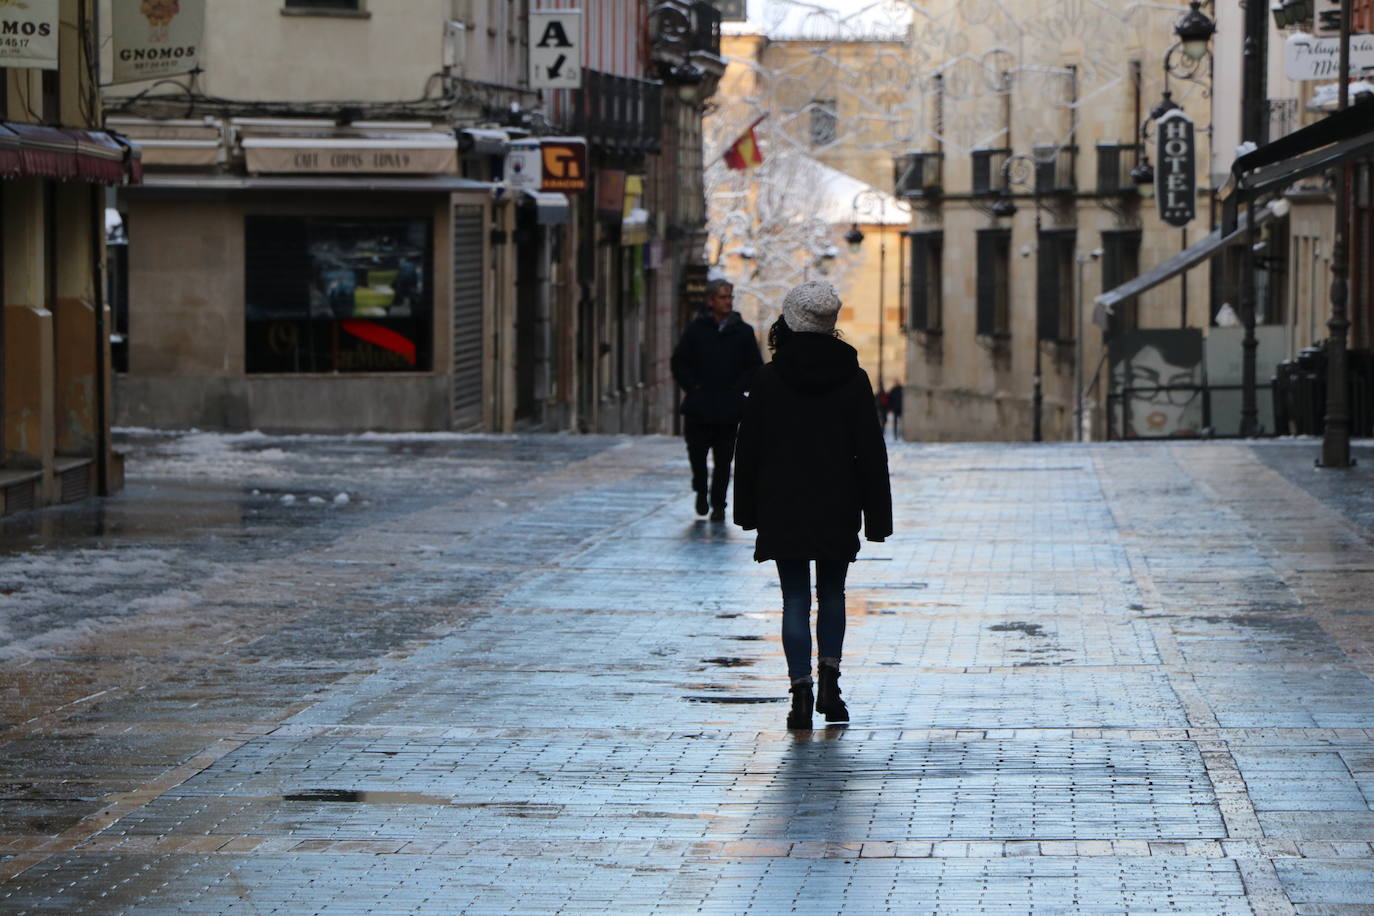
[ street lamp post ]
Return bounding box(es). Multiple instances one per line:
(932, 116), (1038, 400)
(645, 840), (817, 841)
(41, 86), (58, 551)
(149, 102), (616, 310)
(999, 153), (1043, 442)
(1321, 0), (1354, 468)
(848, 189), (902, 392)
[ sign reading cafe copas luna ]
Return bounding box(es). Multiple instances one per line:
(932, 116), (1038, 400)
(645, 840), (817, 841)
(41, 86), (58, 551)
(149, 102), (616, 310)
(111, 0), (205, 85)
(1156, 108), (1196, 228)
(0, 0), (59, 70)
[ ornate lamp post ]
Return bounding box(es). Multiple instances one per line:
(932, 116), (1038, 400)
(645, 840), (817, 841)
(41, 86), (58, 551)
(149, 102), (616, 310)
(847, 188), (904, 392)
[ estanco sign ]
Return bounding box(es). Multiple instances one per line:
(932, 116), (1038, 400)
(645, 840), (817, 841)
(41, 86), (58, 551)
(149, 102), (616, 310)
(1156, 109), (1196, 228)
(0, 0), (58, 70)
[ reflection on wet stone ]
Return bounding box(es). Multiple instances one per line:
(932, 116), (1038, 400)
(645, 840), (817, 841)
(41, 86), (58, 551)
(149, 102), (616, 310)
(0, 434), (1371, 912)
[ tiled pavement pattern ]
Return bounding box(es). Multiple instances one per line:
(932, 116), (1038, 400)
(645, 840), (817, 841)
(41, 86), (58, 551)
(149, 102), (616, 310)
(0, 434), (1372, 913)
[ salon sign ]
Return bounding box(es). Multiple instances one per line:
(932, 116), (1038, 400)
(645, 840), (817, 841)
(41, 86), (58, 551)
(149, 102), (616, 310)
(1156, 109), (1196, 228)
(1284, 31), (1374, 80)
(0, 0), (58, 70)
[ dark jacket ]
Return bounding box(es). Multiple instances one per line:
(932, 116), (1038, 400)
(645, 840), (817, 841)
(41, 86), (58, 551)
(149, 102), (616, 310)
(733, 333), (893, 562)
(670, 311), (764, 424)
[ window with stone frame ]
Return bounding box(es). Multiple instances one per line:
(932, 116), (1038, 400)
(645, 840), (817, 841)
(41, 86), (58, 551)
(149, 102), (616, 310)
(1037, 229), (1077, 342)
(283, 0), (363, 12)
(976, 228), (1012, 338)
(909, 231), (943, 332)
(1101, 230), (1141, 337)
(809, 99), (837, 148)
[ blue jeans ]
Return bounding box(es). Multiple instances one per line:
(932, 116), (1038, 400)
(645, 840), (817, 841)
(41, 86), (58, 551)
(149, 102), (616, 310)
(775, 559), (849, 680)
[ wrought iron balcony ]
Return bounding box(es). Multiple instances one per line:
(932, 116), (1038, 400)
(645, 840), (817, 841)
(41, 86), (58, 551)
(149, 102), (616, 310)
(1033, 145), (1077, 195)
(570, 70), (663, 155)
(971, 148), (1011, 196)
(894, 152), (943, 198)
(1096, 143), (1141, 195)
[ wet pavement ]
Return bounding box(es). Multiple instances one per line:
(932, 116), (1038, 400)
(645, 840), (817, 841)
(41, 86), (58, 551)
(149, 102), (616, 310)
(1, 431), (1373, 913)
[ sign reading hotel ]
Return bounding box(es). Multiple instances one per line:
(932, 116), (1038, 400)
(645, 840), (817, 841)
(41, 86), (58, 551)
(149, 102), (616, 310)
(1156, 109), (1196, 228)
(111, 0), (205, 84)
(1285, 31), (1374, 80)
(0, 0), (58, 70)
(529, 9), (581, 89)
(541, 138), (587, 191)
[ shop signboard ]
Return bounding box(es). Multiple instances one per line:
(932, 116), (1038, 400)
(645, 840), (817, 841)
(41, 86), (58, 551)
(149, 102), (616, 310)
(529, 9), (581, 89)
(111, 0), (205, 84)
(1156, 109), (1196, 228)
(1284, 31), (1374, 79)
(0, 0), (58, 70)
(505, 141), (541, 191)
(540, 138), (587, 191)
(243, 137), (458, 175)
(596, 169), (626, 218)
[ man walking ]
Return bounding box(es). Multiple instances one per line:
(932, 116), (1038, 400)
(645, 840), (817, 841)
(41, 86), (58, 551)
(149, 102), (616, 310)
(671, 280), (763, 522)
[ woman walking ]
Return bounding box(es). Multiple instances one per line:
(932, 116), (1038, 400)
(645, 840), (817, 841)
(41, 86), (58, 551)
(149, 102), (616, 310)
(733, 282), (893, 729)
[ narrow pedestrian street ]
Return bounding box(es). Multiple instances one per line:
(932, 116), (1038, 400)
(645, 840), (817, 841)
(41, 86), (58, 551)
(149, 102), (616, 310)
(1, 433), (1373, 913)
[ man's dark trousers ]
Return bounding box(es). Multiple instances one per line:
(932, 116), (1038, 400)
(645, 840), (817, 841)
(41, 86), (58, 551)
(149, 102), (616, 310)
(685, 416), (737, 512)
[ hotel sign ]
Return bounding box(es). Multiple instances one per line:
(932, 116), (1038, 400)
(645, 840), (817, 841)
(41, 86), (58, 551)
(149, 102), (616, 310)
(111, 0), (206, 84)
(1156, 109), (1196, 228)
(0, 0), (58, 70)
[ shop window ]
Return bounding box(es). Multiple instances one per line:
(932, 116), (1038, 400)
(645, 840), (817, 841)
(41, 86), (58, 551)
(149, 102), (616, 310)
(245, 215), (432, 374)
(1037, 230), (1076, 342)
(909, 231), (942, 332)
(976, 229), (1011, 338)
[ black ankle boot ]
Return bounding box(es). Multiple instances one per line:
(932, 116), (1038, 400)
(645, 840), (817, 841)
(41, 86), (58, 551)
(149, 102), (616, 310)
(787, 682), (813, 729)
(816, 666), (849, 723)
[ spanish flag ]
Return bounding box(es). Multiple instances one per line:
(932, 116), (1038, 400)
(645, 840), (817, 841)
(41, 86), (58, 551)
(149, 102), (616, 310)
(723, 126), (764, 170)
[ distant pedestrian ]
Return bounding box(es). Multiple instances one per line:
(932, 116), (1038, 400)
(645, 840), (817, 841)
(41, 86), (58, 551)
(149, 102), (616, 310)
(886, 383), (903, 441)
(671, 279), (764, 522)
(876, 385), (890, 432)
(733, 281), (892, 729)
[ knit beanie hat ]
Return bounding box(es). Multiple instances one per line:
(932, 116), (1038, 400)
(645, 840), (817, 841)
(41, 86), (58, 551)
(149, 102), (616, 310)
(781, 281), (842, 334)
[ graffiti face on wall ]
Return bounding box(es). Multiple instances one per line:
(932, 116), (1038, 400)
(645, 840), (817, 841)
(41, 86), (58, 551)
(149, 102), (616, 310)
(1109, 329), (1205, 438)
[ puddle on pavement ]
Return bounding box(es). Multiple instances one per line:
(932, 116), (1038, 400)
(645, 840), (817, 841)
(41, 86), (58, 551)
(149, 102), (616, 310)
(683, 695), (784, 704)
(989, 621), (1047, 637)
(281, 790), (451, 805)
(702, 657), (755, 667)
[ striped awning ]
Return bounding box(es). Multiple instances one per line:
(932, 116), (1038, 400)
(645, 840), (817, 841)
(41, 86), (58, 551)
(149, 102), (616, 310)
(0, 121), (140, 185)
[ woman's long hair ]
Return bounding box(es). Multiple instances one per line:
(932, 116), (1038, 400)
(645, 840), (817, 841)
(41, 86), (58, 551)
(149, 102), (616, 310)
(768, 315), (842, 353)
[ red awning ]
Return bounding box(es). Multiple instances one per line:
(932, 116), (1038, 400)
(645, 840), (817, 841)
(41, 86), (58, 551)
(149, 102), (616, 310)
(0, 125), (19, 178)
(1, 121), (140, 185)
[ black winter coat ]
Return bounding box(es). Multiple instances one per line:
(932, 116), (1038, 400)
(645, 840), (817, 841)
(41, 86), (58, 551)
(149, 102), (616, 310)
(670, 312), (764, 424)
(733, 333), (893, 562)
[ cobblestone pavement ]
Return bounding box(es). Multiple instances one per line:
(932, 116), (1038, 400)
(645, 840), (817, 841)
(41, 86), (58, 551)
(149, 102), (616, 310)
(1, 432), (1373, 914)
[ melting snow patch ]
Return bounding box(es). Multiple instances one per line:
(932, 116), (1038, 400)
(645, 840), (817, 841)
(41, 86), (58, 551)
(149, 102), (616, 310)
(280, 494), (296, 505)
(334, 492), (350, 505)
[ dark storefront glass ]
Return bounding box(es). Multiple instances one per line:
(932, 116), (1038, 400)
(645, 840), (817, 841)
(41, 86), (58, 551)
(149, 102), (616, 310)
(245, 215), (432, 374)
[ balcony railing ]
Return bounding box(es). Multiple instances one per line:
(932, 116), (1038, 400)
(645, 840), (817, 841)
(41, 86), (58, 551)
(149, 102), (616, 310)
(894, 151), (944, 198)
(1033, 145), (1076, 195)
(971, 148), (1011, 196)
(570, 70), (663, 155)
(1096, 143), (1141, 195)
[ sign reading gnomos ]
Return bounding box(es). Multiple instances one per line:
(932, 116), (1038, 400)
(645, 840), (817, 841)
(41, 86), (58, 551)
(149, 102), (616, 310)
(1156, 109), (1196, 228)
(111, 0), (205, 84)
(529, 9), (581, 89)
(0, 0), (58, 70)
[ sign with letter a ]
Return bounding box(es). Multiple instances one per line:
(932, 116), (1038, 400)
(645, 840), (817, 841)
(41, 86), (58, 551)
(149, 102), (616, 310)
(529, 9), (581, 89)
(1156, 109), (1196, 228)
